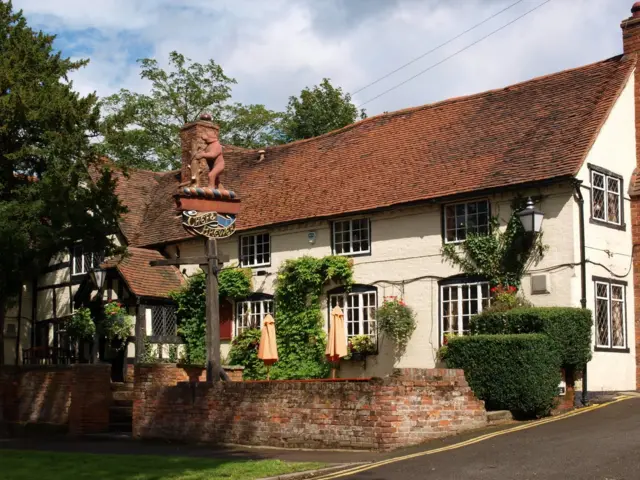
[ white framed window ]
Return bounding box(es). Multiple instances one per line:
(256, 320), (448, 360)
(594, 279), (627, 350)
(332, 218), (370, 255)
(71, 245), (103, 276)
(591, 169), (622, 225)
(444, 200), (490, 243)
(235, 298), (274, 336)
(440, 281), (490, 341)
(240, 233), (270, 267)
(329, 287), (377, 340)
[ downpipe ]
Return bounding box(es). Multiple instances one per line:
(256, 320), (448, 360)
(574, 180), (588, 406)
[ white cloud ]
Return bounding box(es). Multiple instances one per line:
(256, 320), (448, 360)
(12, 0), (635, 116)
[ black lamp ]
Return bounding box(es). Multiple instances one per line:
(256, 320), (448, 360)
(517, 197), (544, 234)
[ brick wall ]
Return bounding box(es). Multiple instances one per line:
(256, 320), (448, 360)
(622, 7), (640, 390)
(1, 366), (74, 428)
(134, 363), (244, 385)
(69, 364), (112, 436)
(133, 366), (486, 451)
(0, 365), (111, 435)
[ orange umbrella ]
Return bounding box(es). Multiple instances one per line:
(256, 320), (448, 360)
(326, 306), (348, 378)
(258, 314), (278, 380)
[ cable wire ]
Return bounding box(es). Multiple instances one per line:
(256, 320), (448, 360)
(357, 0), (552, 108)
(352, 0), (526, 95)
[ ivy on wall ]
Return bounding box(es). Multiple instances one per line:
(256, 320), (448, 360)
(441, 197), (547, 288)
(229, 255), (354, 380)
(170, 268), (252, 364)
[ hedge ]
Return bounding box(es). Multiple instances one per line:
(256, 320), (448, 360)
(470, 307), (592, 369)
(445, 334), (561, 418)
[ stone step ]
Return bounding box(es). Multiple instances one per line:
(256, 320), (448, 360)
(112, 390), (134, 402)
(109, 406), (132, 424)
(109, 422), (133, 433)
(112, 398), (133, 408)
(487, 410), (514, 425)
(111, 382), (134, 392)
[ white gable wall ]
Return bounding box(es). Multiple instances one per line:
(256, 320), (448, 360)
(574, 71), (637, 392)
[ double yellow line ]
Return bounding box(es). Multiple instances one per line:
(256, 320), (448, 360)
(315, 396), (633, 479)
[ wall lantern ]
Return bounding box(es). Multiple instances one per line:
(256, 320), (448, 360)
(517, 197), (544, 234)
(90, 268), (107, 291)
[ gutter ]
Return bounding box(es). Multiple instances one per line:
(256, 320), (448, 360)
(573, 179), (588, 406)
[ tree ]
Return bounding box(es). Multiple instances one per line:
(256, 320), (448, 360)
(99, 52), (283, 170)
(0, 1), (125, 364)
(281, 78), (366, 142)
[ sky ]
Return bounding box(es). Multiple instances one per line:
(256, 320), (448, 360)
(12, 0), (633, 117)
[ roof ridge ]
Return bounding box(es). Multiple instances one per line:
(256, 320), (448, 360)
(240, 54), (627, 154)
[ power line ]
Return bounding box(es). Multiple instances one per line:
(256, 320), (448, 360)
(357, 0), (552, 108)
(352, 0), (526, 96)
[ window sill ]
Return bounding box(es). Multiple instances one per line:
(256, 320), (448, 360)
(594, 346), (630, 353)
(589, 218), (626, 231)
(241, 263), (271, 269)
(333, 251), (371, 258)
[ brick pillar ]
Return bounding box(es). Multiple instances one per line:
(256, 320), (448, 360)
(179, 116), (220, 187)
(622, 3), (640, 390)
(69, 364), (111, 436)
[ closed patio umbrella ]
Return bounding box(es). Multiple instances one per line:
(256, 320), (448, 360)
(326, 306), (348, 378)
(258, 314), (278, 380)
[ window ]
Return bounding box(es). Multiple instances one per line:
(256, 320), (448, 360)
(591, 168), (622, 226)
(151, 305), (177, 337)
(71, 245), (103, 276)
(332, 218), (370, 255)
(329, 287), (377, 339)
(440, 280), (490, 341)
(594, 279), (627, 350)
(240, 233), (270, 267)
(235, 298), (274, 336)
(444, 200), (490, 243)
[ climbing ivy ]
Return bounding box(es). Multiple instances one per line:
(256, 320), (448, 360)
(170, 268), (252, 364)
(269, 255), (353, 380)
(441, 198), (547, 288)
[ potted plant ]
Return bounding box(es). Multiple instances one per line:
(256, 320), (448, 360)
(347, 335), (377, 361)
(376, 297), (416, 357)
(102, 301), (134, 350)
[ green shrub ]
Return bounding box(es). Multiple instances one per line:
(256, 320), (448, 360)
(228, 328), (267, 380)
(470, 307), (592, 369)
(444, 334), (561, 418)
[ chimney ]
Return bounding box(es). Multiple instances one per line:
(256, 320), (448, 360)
(179, 113), (220, 187)
(622, 2), (640, 167)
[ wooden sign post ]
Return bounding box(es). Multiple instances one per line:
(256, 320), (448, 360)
(150, 238), (229, 382)
(150, 113), (241, 382)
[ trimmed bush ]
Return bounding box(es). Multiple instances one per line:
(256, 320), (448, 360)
(445, 334), (561, 418)
(470, 307), (592, 369)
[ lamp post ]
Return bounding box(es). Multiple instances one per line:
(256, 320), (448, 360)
(517, 197), (544, 234)
(90, 268), (106, 292)
(89, 268), (106, 363)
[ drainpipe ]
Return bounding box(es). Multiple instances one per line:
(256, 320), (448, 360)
(574, 181), (588, 406)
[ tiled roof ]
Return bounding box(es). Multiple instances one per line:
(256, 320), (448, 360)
(102, 247), (185, 298)
(115, 55), (634, 247)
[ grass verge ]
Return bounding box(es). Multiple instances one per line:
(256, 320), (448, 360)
(0, 449), (324, 480)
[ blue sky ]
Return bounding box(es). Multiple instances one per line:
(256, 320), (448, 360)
(13, 0), (632, 116)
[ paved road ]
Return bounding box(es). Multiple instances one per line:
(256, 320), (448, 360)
(339, 397), (640, 480)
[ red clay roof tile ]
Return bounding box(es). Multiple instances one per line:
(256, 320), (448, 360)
(102, 247), (185, 298)
(114, 55), (635, 247)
